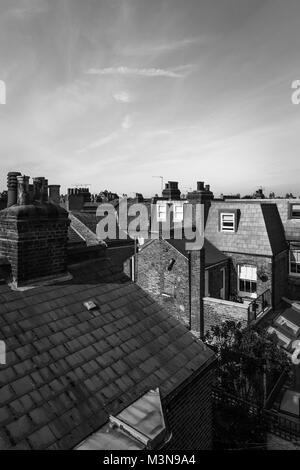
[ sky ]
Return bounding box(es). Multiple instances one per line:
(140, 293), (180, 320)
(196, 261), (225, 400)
(0, 0), (300, 197)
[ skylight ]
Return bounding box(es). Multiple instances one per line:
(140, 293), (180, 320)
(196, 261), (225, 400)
(75, 388), (170, 450)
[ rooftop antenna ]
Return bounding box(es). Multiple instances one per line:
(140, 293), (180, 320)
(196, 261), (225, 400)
(152, 176), (164, 194)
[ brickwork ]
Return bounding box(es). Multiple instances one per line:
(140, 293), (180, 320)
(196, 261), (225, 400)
(203, 297), (248, 333)
(133, 239), (228, 331)
(165, 366), (215, 450)
(226, 252), (272, 298)
(0, 204), (70, 284)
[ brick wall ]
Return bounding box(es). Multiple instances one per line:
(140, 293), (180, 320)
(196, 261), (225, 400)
(225, 250), (288, 308)
(132, 239), (228, 331)
(203, 298), (248, 333)
(225, 252), (272, 298)
(165, 365), (215, 450)
(0, 205), (70, 284)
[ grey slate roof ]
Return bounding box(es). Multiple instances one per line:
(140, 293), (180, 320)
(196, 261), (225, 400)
(165, 238), (228, 268)
(0, 257), (214, 450)
(205, 201), (287, 256)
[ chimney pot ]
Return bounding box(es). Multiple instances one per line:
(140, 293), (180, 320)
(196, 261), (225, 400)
(17, 175), (30, 205)
(33, 177), (45, 202)
(197, 181), (205, 191)
(48, 185), (61, 205)
(7, 172), (21, 207)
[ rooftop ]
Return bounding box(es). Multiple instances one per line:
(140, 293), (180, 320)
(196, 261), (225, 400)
(0, 255), (214, 450)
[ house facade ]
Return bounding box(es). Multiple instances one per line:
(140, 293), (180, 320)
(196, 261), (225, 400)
(204, 200), (288, 309)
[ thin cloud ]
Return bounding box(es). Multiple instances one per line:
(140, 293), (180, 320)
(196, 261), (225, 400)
(77, 131), (119, 153)
(120, 36), (209, 56)
(121, 115), (133, 130)
(113, 91), (132, 103)
(86, 66), (188, 78)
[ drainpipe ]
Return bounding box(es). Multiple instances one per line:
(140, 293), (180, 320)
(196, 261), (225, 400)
(188, 252), (192, 331)
(271, 255), (275, 310)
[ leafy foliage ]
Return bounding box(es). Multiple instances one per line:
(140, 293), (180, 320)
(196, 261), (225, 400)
(205, 321), (291, 405)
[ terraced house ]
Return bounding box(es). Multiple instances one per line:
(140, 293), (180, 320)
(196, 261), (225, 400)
(0, 173), (216, 450)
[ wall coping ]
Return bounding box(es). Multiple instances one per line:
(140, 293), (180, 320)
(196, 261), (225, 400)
(203, 297), (249, 310)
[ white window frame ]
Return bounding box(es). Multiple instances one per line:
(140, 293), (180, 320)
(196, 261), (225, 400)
(238, 264), (257, 299)
(173, 203), (184, 223)
(220, 212), (235, 232)
(289, 249), (300, 277)
(157, 202), (167, 222)
(290, 204), (300, 219)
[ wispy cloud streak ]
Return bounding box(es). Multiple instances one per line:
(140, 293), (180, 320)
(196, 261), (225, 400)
(86, 66), (190, 78)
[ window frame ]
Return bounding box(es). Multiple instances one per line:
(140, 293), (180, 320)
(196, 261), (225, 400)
(290, 203), (300, 219)
(157, 202), (167, 222)
(238, 264), (257, 298)
(220, 212), (235, 232)
(289, 249), (300, 277)
(173, 203), (184, 223)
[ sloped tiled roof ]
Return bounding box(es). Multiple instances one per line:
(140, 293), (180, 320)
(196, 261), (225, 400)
(70, 211), (133, 246)
(260, 204), (287, 255)
(205, 201), (287, 256)
(165, 238), (228, 267)
(0, 257), (214, 450)
(68, 226), (85, 246)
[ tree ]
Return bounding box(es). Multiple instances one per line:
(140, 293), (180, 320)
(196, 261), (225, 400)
(204, 321), (291, 406)
(205, 321), (292, 449)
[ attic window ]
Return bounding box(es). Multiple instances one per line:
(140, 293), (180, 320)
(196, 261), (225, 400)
(290, 204), (300, 219)
(220, 213), (235, 232)
(173, 204), (184, 222)
(83, 300), (98, 311)
(157, 203), (167, 222)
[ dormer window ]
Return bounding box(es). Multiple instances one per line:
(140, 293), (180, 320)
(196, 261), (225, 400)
(290, 204), (300, 219)
(173, 203), (184, 222)
(220, 213), (235, 232)
(157, 202), (167, 222)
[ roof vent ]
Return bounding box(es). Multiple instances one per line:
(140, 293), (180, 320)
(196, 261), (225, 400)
(83, 300), (98, 311)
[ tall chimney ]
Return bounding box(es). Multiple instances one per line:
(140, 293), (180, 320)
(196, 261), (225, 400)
(17, 175), (30, 205)
(7, 172), (21, 207)
(48, 185), (61, 205)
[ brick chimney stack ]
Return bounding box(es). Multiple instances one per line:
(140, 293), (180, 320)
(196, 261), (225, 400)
(187, 181), (211, 339)
(0, 174), (70, 287)
(187, 181), (214, 225)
